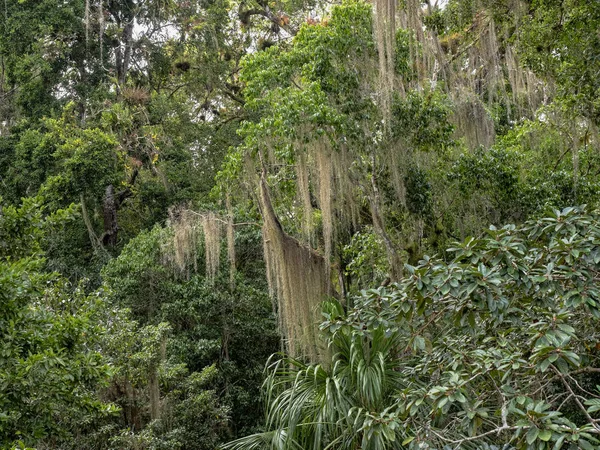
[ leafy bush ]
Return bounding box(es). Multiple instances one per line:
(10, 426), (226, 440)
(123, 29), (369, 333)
(225, 206), (600, 449)
(0, 198), (117, 448)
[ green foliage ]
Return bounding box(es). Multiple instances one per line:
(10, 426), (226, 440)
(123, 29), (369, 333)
(518, 0), (600, 124)
(227, 206), (600, 449)
(42, 123), (122, 204)
(141, 365), (231, 450)
(0, 196), (46, 258)
(101, 225), (170, 320)
(2, 104), (123, 206)
(391, 91), (455, 152)
(394, 29), (413, 78)
(236, 0), (375, 151)
(0, 198), (117, 448)
(100, 223), (279, 446)
(0, 0), (89, 119)
(404, 166), (433, 219)
(343, 227), (388, 288)
(449, 147), (521, 217)
(443, 0), (477, 33)
(2, 0), (600, 448)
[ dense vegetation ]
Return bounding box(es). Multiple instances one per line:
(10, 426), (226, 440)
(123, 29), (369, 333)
(1, 0), (599, 448)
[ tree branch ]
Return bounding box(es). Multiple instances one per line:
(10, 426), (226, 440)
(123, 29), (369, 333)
(551, 364), (600, 432)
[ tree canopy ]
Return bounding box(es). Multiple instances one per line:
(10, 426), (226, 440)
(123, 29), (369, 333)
(1, 0), (599, 448)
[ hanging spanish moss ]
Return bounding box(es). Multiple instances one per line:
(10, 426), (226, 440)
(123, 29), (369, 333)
(149, 334), (167, 422)
(259, 169), (330, 361)
(263, 222), (276, 300)
(505, 45), (526, 115)
(98, 0), (104, 63)
(504, 45), (545, 118)
(295, 151), (313, 240)
(331, 144), (362, 230)
(452, 88), (495, 149)
(316, 145), (333, 275)
(437, 10), (544, 129)
(374, 0), (397, 128)
(202, 212), (222, 284)
(480, 17), (507, 108)
(399, 0), (429, 86)
(85, 0), (90, 46)
(167, 207), (200, 276)
(165, 208), (225, 283)
(148, 368), (161, 421)
(525, 70), (546, 115)
(226, 193), (236, 288)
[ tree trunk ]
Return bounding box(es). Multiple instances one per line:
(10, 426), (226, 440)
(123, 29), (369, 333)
(102, 184), (118, 246)
(148, 368), (160, 421)
(370, 154), (403, 280)
(120, 21), (134, 86)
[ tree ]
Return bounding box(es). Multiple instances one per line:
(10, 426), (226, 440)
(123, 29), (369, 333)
(216, 0), (459, 356)
(98, 219), (280, 447)
(225, 206), (600, 449)
(0, 197), (117, 448)
(517, 0), (600, 126)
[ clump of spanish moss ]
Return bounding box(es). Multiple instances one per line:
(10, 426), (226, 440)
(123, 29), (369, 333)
(226, 194), (236, 288)
(165, 208), (224, 284)
(505, 45), (545, 117)
(374, 0), (397, 129)
(316, 145), (333, 276)
(451, 88), (495, 149)
(259, 170), (331, 361)
(296, 151), (314, 240)
(331, 144), (362, 230)
(201, 212), (222, 284)
(167, 207), (200, 275)
(85, 0), (90, 45)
